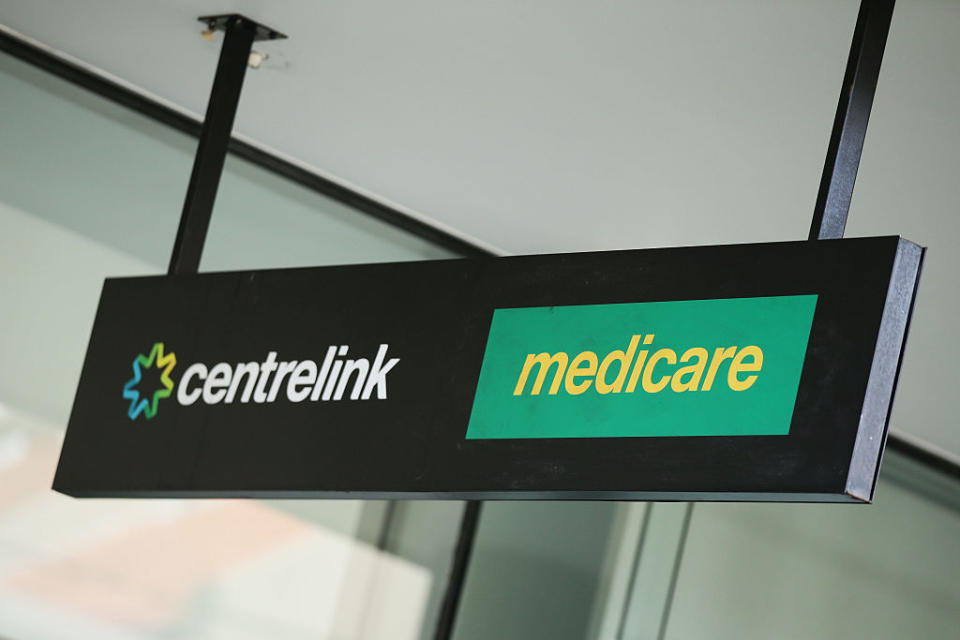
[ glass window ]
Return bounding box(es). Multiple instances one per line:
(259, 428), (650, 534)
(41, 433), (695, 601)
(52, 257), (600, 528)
(450, 453), (960, 640)
(0, 49), (462, 640)
(662, 453), (960, 639)
(452, 501), (620, 640)
(202, 154), (457, 272)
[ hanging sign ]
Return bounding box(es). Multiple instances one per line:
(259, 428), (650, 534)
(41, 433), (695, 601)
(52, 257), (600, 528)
(54, 236), (922, 502)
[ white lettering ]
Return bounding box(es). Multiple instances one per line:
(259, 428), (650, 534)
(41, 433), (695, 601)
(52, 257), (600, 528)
(203, 363), (232, 404)
(268, 360), (298, 402)
(321, 347), (347, 401)
(362, 345), (400, 400)
(253, 351), (278, 403)
(225, 362), (259, 403)
(287, 360), (318, 402)
(176, 345), (397, 407)
(177, 363), (207, 405)
(310, 346), (337, 401)
(334, 358), (369, 400)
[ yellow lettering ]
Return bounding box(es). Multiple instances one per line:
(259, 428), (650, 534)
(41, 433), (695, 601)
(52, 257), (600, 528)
(514, 338), (764, 397)
(702, 346), (737, 391)
(596, 335), (641, 394)
(642, 348), (677, 393)
(728, 346), (763, 391)
(514, 352), (569, 395)
(671, 347), (708, 392)
(626, 334), (655, 392)
(565, 351), (598, 394)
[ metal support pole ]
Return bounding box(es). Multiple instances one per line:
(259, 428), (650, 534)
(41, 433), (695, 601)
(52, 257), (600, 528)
(655, 503), (693, 640)
(809, 0), (896, 240)
(168, 14), (285, 275)
(433, 501), (482, 640)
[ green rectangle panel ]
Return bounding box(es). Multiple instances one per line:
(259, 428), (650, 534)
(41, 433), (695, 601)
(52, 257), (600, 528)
(466, 295), (817, 439)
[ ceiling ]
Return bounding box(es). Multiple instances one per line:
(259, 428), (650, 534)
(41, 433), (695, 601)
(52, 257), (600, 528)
(1, 0), (867, 254)
(2, 0), (960, 458)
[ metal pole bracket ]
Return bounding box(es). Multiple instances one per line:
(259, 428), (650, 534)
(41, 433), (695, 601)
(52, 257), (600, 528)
(198, 14), (288, 42)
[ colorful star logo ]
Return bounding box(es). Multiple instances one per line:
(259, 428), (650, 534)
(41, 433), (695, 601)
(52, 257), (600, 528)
(122, 342), (177, 420)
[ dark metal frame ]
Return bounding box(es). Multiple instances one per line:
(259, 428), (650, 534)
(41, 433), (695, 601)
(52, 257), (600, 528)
(2, 2), (958, 638)
(432, 501), (482, 639)
(169, 15), (278, 274)
(810, 0), (896, 240)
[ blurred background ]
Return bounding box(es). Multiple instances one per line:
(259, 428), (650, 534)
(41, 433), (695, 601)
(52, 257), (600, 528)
(0, 1), (957, 638)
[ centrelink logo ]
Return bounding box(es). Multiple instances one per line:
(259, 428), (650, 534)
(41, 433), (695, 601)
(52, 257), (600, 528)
(122, 343), (399, 420)
(123, 342), (177, 420)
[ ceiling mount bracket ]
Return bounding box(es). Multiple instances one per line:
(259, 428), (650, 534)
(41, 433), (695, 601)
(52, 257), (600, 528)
(197, 14), (287, 42)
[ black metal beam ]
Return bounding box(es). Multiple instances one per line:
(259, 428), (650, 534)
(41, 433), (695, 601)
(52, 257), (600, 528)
(809, 0), (896, 240)
(888, 433), (960, 482)
(433, 501), (482, 640)
(169, 15), (258, 274)
(657, 503), (694, 640)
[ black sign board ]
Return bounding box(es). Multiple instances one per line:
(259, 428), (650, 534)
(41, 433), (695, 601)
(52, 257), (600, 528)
(54, 236), (922, 502)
